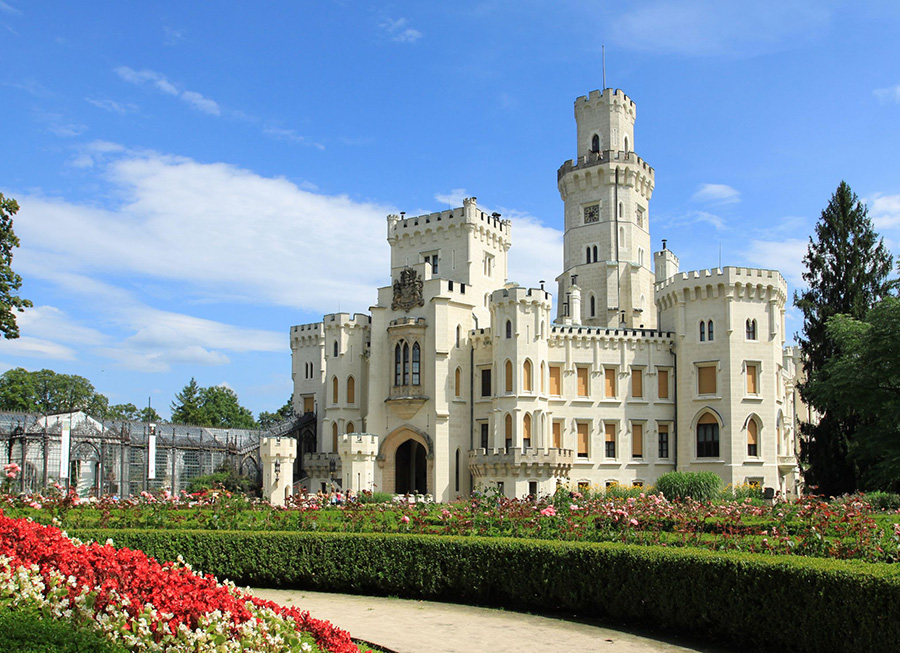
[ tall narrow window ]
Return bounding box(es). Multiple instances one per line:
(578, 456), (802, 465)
(347, 376), (355, 403)
(592, 245), (598, 262)
(698, 366), (717, 395)
(746, 363), (759, 395)
(707, 320), (714, 341)
(505, 414), (513, 450)
(401, 344), (413, 387)
(523, 359), (533, 392)
(605, 368), (617, 398)
(586, 246), (591, 263)
(552, 421), (562, 448)
(456, 325), (461, 347)
(411, 342), (420, 385)
(523, 414), (532, 448)
(394, 344), (402, 385)
(540, 362), (546, 393)
(746, 319), (757, 340)
(631, 368), (643, 399)
(577, 367), (589, 396)
(331, 422), (338, 452)
(577, 423), (589, 458)
(506, 320), (512, 339)
(658, 368), (669, 399)
(605, 423), (616, 458)
(480, 423), (489, 449)
(481, 369), (491, 396)
(332, 376), (339, 404)
(333, 341), (339, 357)
(632, 423), (643, 459)
(658, 424), (669, 459)
(505, 360), (513, 393)
(624, 136), (629, 152)
(454, 367), (461, 397)
(346, 421), (354, 434)
(591, 134), (600, 153)
(748, 419), (759, 457)
(455, 448), (460, 492)
(549, 366), (561, 396)
(590, 295), (596, 317)
(697, 413), (720, 457)
(700, 321), (706, 342)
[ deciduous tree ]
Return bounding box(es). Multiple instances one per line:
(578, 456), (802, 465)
(0, 194), (32, 339)
(0, 368), (108, 416)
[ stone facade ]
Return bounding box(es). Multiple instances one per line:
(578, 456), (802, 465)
(290, 87), (802, 501)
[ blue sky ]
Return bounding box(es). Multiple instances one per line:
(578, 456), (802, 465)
(2, 1), (899, 420)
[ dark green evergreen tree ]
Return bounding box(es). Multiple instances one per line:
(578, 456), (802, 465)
(170, 378), (204, 425)
(0, 194), (32, 339)
(795, 181), (897, 495)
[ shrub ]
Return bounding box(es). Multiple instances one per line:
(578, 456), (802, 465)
(720, 482), (764, 501)
(73, 529), (900, 653)
(0, 608), (129, 653)
(656, 471), (721, 502)
(356, 491), (394, 505)
(863, 491), (900, 511)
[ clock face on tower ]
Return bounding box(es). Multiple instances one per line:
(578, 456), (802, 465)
(583, 204), (600, 224)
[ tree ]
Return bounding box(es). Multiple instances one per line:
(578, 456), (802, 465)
(795, 181), (897, 495)
(258, 398), (294, 429)
(0, 194), (32, 339)
(170, 378), (204, 425)
(104, 403), (162, 423)
(0, 368), (108, 417)
(805, 298), (900, 491)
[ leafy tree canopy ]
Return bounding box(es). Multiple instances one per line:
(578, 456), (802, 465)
(105, 403), (162, 423)
(171, 378), (257, 429)
(0, 193), (32, 339)
(805, 297), (900, 491)
(258, 398), (294, 429)
(0, 368), (108, 417)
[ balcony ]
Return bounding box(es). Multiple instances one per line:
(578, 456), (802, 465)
(468, 447), (574, 480)
(303, 452), (341, 479)
(385, 384), (429, 419)
(777, 454), (798, 470)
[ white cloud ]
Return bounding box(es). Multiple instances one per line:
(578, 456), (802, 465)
(115, 66), (219, 115)
(86, 97), (139, 114)
(743, 238), (808, 289)
(16, 305), (107, 346)
(868, 192), (900, 229)
(504, 211), (563, 290)
(163, 26), (186, 46)
(691, 183), (741, 206)
(0, 336), (77, 361)
(379, 17), (423, 44)
(34, 110), (86, 137)
(0, 1), (21, 15)
(874, 85), (900, 104)
(611, 0), (832, 57)
(434, 188), (468, 207)
(658, 209), (726, 231)
(263, 126), (324, 150)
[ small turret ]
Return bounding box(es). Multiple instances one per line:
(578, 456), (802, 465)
(654, 239), (679, 283)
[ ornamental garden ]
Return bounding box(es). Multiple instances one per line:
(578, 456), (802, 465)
(3, 463), (900, 652)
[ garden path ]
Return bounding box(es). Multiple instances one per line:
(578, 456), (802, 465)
(249, 589), (727, 653)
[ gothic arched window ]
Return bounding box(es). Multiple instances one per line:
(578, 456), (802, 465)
(411, 342), (420, 385)
(402, 342), (410, 385)
(746, 319), (757, 340)
(700, 321), (706, 342)
(590, 295), (596, 317)
(591, 134), (600, 153)
(506, 320), (512, 339)
(333, 341), (339, 357)
(707, 320), (715, 341)
(593, 245), (598, 262)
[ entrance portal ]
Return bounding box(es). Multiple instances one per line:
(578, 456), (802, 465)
(395, 439), (427, 495)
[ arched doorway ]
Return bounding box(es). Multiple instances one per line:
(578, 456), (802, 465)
(395, 439), (427, 495)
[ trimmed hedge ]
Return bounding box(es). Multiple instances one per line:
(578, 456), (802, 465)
(656, 471), (722, 502)
(74, 529), (900, 652)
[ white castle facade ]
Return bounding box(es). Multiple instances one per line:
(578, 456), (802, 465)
(289, 88), (802, 501)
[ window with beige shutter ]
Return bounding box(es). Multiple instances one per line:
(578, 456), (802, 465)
(632, 423), (643, 458)
(577, 367), (589, 396)
(605, 368), (617, 398)
(552, 421), (562, 448)
(331, 422), (338, 452)
(698, 366), (717, 395)
(454, 367), (461, 397)
(505, 360), (513, 393)
(549, 366), (561, 395)
(658, 368), (669, 399)
(523, 413), (532, 448)
(540, 362), (546, 393)
(303, 396), (314, 413)
(748, 419), (759, 457)
(631, 368), (643, 398)
(505, 413), (513, 449)
(347, 376), (355, 404)
(332, 376), (339, 404)
(577, 423), (589, 458)
(523, 359), (533, 392)
(746, 363), (758, 394)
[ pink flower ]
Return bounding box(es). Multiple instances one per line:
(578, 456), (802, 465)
(629, 518), (639, 527)
(400, 515), (410, 524)
(540, 506), (557, 517)
(29, 501), (41, 509)
(3, 462), (20, 479)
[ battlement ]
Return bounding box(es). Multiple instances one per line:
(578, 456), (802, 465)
(389, 316), (427, 328)
(490, 285), (552, 307)
(654, 266), (787, 296)
(291, 322), (324, 335)
(322, 312), (372, 328)
(575, 88), (636, 115)
(549, 324), (674, 343)
(557, 149), (655, 182)
(387, 197), (511, 239)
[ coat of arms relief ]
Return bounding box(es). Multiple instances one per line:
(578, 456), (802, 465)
(391, 267), (424, 312)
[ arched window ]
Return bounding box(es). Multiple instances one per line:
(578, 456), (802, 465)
(523, 413), (532, 448)
(411, 342), (420, 385)
(332, 422), (339, 452)
(747, 418), (759, 457)
(456, 325), (461, 347)
(505, 360), (513, 393)
(332, 376), (339, 404)
(700, 321), (706, 342)
(586, 246), (591, 263)
(506, 320), (512, 339)
(346, 421), (354, 434)
(523, 359), (533, 392)
(746, 319), (757, 340)
(347, 376), (355, 404)
(394, 344), (402, 385)
(590, 295), (596, 317)
(505, 413), (513, 450)
(618, 202), (623, 218)
(624, 136), (629, 152)
(697, 413), (720, 458)
(540, 361), (546, 393)
(592, 245), (598, 262)
(402, 342), (410, 385)
(707, 320), (714, 341)
(619, 226), (625, 248)
(454, 367), (461, 397)
(591, 134), (600, 153)
(333, 341), (339, 357)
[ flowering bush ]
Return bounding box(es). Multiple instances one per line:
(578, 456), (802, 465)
(0, 512), (369, 652)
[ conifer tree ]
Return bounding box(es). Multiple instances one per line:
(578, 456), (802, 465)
(795, 181), (897, 495)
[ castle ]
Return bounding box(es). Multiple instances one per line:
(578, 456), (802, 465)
(289, 88), (802, 501)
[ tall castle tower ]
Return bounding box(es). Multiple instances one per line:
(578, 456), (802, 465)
(555, 89), (656, 328)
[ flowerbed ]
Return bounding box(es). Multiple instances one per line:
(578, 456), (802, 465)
(0, 512), (369, 653)
(5, 487), (900, 563)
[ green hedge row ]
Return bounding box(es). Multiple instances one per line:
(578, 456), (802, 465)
(74, 529), (900, 652)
